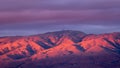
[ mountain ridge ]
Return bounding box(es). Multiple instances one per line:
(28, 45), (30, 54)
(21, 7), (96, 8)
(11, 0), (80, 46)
(0, 30), (120, 68)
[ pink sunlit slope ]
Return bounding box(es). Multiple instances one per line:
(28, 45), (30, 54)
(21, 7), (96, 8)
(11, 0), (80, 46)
(0, 30), (120, 68)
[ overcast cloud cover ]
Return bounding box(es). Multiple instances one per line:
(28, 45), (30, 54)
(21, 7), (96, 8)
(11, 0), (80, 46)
(0, 0), (120, 36)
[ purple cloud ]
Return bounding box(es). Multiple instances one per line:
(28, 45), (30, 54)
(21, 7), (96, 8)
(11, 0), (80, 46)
(0, 0), (120, 36)
(0, 9), (120, 25)
(0, 0), (120, 10)
(0, 0), (119, 25)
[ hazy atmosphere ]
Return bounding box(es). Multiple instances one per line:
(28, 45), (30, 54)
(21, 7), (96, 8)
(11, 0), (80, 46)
(0, 1), (120, 68)
(0, 0), (120, 36)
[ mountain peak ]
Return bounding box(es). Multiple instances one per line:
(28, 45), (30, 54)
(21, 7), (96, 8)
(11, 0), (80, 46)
(40, 30), (86, 43)
(0, 30), (120, 68)
(44, 30), (86, 35)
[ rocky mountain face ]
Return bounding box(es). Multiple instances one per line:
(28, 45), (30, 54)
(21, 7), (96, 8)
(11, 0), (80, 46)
(0, 30), (120, 68)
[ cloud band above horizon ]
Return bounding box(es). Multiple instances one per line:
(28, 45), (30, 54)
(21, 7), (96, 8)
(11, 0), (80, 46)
(0, 0), (120, 36)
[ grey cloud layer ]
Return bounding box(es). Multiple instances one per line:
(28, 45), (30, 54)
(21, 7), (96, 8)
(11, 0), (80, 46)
(0, 23), (120, 36)
(0, 0), (120, 36)
(0, 9), (120, 25)
(0, 0), (120, 10)
(0, 0), (120, 25)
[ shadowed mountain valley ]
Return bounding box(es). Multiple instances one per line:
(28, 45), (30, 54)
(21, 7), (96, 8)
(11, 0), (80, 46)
(0, 30), (120, 68)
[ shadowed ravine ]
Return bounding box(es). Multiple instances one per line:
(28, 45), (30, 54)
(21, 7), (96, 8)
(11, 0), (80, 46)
(0, 30), (120, 68)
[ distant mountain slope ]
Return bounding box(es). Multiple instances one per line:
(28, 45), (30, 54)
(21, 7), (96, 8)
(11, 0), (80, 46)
(0, 30), (120, 68)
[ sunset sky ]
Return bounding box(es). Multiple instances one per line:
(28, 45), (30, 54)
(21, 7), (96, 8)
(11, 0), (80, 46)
(0, 0), (120, 36)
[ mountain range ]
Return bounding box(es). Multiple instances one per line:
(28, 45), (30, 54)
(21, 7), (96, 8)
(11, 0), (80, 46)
(0, 30), (120, 68)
